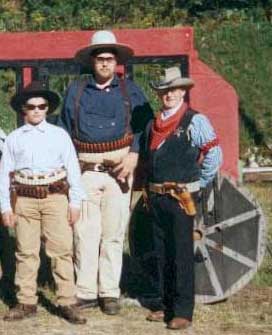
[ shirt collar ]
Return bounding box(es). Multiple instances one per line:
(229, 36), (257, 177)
(22, 119), (48, 133)
(161, 100), (183, 121)
(87, 74), (120, 89)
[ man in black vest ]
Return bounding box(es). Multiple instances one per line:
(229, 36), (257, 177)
(60, 30), (153, 315)
(143, 67), (222, 330)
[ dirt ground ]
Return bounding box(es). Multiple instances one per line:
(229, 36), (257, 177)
(0, 285), (271, 335)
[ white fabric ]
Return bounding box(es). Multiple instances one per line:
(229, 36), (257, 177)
(74, 149), (132, 299)
(74, 171), (132, 299)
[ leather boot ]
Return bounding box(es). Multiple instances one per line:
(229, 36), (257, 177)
(58, 304), (87, 324)
(167, 317), (192, 330)
(100, 298), (120, 315)
(3, 304), (37, 321)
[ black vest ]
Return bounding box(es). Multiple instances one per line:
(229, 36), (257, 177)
(144, 109), (200, 184)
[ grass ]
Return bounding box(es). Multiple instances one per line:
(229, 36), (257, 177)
(247, 183), (272, 287)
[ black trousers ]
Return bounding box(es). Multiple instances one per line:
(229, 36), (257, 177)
(149, 193), (195, 320)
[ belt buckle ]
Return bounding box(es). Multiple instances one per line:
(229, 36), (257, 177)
(94, 163), (106, 172)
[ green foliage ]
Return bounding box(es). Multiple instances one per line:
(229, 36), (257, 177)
(0, 70), (17, 133)
(195, 21), (272, 156)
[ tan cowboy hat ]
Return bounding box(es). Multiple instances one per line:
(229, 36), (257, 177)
(75, 30), (134, 66)
(150, 67), (194, 91)
(10, 81), (60, 114)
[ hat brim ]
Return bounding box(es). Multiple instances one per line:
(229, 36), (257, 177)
(75, 43), (134, 66)
(150, 78), (194, 91)
(10, 90), (60, 114)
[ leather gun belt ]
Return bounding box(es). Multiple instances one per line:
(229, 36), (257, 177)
(149, 181), (200, 194)
(13, 178), (69, 199)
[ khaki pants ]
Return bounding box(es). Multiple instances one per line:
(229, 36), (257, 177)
(14, 194), (76, 306)
(74, 171), (132, 300)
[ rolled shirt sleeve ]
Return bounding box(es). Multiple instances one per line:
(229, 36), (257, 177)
(189, 114), (223, 188)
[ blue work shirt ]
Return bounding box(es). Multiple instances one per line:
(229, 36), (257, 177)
(60, 75), (153, 152)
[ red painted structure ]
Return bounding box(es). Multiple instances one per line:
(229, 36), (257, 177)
(0, 28), (239, 180)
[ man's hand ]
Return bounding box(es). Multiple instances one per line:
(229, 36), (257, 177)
(67, 206), (80, 227)
(1, 210), (16, 228)
(112, 152), (139, 181)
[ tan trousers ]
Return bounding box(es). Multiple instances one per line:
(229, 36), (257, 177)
(74, 171), (132, 300)
(14, 194), (76, 306)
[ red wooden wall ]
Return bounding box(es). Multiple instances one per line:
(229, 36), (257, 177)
(0, 28), (239, 180)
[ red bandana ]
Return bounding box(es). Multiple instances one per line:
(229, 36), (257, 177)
(150, 102), (188, 150)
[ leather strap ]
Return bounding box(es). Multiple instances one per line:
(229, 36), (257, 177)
(74, 79), (89, 138)
(149, 181), (200, 194)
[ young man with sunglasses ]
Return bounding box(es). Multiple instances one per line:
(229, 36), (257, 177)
(0, 81), (86, 324)
(60, 30), (153, 315)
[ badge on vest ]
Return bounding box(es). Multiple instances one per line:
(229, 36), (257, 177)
(174, 126), (184, 138)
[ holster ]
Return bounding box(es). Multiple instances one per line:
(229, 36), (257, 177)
(10, 185), (17, 212)
(149, 181), (197, 216)
(167, 186), (197, 216)
(79, 159), (130, 194)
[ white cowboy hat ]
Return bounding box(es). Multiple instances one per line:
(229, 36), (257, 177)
(150, 67), (194, 91)
(75, 30), (134, 66)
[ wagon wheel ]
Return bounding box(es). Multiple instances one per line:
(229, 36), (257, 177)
(194, 175), (266, 303)
(129, 175), (266, 304)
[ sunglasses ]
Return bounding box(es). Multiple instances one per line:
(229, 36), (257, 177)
(24, 103), (48, 111)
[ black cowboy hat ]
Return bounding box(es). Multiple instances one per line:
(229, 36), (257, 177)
(10, 81), (60, 114)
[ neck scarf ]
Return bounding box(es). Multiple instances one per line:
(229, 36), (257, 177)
(150, 102), (188, 150)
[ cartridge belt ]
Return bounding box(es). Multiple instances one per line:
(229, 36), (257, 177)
(13, 178), (69, 199)
(14, 169), (67, 186)
(74, 133), (133, 153)
(149, 181), (200, 194)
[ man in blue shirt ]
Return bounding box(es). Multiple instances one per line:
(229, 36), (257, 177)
(60, 30), (153, 315)
(143, 67), (222, 330)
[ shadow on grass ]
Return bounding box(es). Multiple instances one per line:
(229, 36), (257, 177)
(0, 225), (16, 307)
(120, 196), (163, 311)
(0, 226), (55, 308)
(37, 291), (59, 316)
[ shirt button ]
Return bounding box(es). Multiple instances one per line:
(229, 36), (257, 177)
(99, 125), (103, 129)
(105, 88), (110, 92)
(111, 122), (115, 126)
